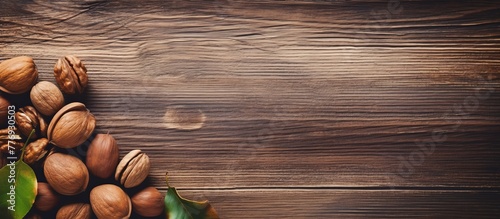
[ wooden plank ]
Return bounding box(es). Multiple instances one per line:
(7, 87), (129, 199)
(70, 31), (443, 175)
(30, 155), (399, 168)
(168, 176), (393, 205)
(1, 3), (500, 219)
(1, 0), (499, 190)
(156, 189), (500, 218)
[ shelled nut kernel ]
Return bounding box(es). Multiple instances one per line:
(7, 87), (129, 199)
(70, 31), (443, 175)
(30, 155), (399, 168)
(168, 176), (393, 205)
(0, 128), (23, 153)
(54, 55), (88, 95)
(23, 138), (49, 165)
(15, 106), (47, 139)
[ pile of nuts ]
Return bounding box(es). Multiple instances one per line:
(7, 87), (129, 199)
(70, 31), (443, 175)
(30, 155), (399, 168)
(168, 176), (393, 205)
(0, 56), (164, 218)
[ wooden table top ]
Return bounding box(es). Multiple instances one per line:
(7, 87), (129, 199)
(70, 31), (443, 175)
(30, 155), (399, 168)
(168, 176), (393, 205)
(1, 0), (499, 218)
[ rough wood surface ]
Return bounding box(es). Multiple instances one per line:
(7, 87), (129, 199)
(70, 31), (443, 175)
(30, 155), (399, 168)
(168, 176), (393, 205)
(1, 0), (499, 218)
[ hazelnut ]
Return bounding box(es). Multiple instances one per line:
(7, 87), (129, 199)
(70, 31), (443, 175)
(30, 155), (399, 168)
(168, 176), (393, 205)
(44, 153), (89, 195)
(115, 149), (151, 188)
(47, 102), (95, 148)
(15, 106), (47, 139)
(131, 187), (164, 217)
(30, 81), (65, 116)
(86, 133), (119, 178)
(0, 56), (38, 94)
(54, 55), (88, 95)
(34, 182), (59, 211)
(56, 203), (92, 219)
(90, 184), (131, 219)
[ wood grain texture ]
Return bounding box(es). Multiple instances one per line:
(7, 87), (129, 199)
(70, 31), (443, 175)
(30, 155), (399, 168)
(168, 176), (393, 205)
(178, 189), (500, 219)
(1, 0), (499, 218)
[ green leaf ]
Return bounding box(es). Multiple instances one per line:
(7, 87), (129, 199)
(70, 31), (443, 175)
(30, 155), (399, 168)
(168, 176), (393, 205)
(0, 160), (37, 219)
(165, 187), (220, 219)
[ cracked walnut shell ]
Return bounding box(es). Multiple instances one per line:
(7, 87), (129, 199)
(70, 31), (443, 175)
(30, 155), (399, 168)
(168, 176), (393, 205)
(48, 102), (95, 148)
(115, 149), (151, 188)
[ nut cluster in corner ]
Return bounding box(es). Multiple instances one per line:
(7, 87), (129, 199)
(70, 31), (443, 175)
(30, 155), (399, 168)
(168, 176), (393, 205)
(0, 56), (164, 219)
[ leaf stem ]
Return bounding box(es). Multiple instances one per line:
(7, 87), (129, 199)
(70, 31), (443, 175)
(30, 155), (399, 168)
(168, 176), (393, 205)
(20, 129), (35, 160)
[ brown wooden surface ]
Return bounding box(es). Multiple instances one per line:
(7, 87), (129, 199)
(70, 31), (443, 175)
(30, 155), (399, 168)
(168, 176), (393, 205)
(1, 0), (500, 218)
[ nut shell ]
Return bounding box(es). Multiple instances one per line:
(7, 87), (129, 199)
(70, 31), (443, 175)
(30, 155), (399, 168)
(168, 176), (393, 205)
(115, 149), (151, 188)
(48, 102), (95, 148)
(44, 153), (89, 195)
(34, 182), (59, 211)
(30, 81), (65, 116)
(54, 55), (88, 95)
(86, 133), (119, 178)
(131, 186), (164, 217)
(0, 56), (38, 94)
(90, 184), (131, 219)
(56, 203), (92, 219)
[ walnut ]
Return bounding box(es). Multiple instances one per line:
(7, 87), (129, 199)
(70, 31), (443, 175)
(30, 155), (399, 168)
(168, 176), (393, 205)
(54, 55), (88, 95)
(0, 56), (38, 94)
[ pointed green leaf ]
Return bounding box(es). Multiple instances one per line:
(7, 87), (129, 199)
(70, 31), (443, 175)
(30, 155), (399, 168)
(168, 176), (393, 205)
(165, 187), (219, 219)
(0, 160), (37, 219)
